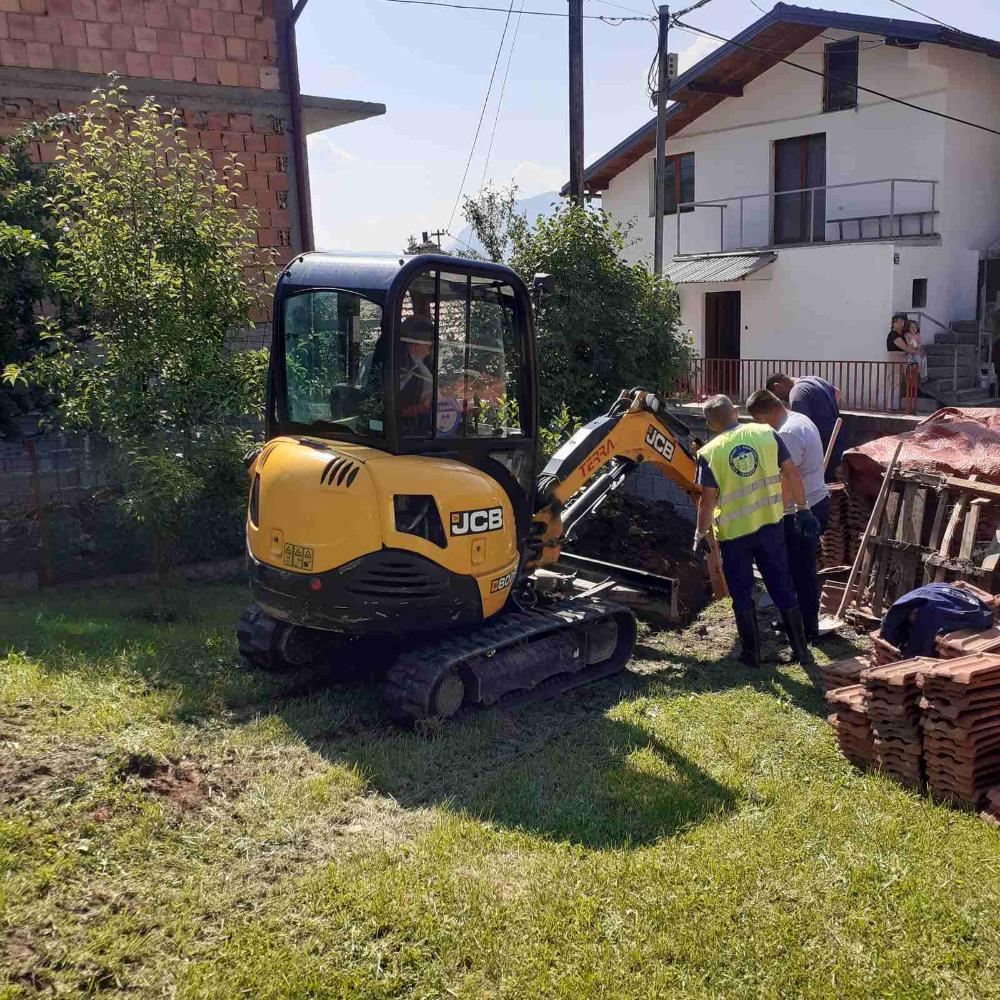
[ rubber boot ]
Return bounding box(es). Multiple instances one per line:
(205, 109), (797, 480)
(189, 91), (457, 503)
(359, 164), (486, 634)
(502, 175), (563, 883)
(734, 608), (762, 668)
(781, 606), (815, 667)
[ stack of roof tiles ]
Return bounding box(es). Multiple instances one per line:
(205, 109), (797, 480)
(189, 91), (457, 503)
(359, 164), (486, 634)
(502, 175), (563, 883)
(869, 630), (903, 668)
(861, 658), (935, 789)
(826, 684), (876, 769)
(846, 491), (873, 562)
(919, 653), (1000, 806)
(820, 484), (849, 569)
(820, 654), (867, 693)
(819, 578), (847, 618)
(936, 626), (1000, 659)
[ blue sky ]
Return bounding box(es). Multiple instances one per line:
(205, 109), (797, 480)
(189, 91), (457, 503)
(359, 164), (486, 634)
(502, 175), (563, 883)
(298, 0), (995, 254)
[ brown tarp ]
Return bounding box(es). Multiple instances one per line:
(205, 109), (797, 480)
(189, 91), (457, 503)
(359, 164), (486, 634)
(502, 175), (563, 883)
(843, 408), (1000, 498)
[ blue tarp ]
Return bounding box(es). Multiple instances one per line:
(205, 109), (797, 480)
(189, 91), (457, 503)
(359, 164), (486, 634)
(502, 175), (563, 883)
(880, 583), (993, 658)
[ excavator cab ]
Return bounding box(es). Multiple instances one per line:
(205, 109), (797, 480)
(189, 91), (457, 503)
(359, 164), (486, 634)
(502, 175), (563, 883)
(244, 253), (541, 655)
(267, 252), (539, 546)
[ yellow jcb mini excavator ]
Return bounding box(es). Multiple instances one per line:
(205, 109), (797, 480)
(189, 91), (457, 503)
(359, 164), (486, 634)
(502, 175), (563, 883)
(239, 252), (722, 724)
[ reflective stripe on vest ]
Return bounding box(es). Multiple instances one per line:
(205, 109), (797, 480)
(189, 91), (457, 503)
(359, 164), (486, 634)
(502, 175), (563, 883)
(717, 472), (782, 508)
(716, 489), (783, 527)
(697, 423), (784, 542)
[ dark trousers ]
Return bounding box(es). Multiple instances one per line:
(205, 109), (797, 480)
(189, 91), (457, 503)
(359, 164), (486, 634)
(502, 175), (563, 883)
(719, 520), (798, 615)
(782, 497), (831, 633)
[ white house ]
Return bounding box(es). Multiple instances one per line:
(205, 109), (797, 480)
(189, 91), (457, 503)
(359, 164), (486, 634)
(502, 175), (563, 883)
(579, 4), (1000, 408)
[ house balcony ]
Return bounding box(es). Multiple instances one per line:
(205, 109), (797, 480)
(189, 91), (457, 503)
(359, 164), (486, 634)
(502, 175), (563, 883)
(670, 178), (939, 258)
(674, 357), (921, 415)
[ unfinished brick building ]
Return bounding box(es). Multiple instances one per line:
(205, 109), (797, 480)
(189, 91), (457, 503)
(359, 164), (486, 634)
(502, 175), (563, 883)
(0, 0), (385, 267)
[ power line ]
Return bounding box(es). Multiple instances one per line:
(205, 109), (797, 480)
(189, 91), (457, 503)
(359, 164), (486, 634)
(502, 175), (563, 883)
(479, 0), (526, 191)
(446, 229), (481, 254)
(446, 0), (517, 235)
(674, 17), (1000, 137)
(885, 0), (957, 31)
(587, 0), (651, 15)
(381, 0), (652, 21)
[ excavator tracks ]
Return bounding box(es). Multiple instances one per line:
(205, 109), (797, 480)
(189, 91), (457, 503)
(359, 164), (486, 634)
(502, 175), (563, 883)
(379, 598), (637, 726)
(239, 598), (637, 726)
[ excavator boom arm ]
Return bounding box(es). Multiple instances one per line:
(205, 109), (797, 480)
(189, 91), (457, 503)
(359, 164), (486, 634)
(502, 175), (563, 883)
(529, 390), (726, 597)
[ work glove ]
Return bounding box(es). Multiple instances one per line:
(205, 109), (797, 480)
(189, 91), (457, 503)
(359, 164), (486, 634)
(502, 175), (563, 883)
(794, 508), (822, 541)
(692, 531), (711, 562)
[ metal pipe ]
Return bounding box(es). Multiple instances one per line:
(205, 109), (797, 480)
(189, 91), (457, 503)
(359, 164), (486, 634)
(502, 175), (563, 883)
(568, 0), (585, 207)
(652, 5), (670, 272)
(889, 179), (895, 239)
(278, 0), (313, 253)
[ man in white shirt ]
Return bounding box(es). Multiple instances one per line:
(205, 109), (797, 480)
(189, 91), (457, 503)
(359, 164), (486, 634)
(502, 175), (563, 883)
(746, 389), (830, 642)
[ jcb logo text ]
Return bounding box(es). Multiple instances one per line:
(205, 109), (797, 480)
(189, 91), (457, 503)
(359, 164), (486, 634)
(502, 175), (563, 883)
(450, 507), (504, 536)
(645, 425), (675, 461)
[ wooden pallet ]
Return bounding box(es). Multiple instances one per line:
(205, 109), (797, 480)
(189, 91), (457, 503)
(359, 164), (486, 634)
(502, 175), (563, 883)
(852, 471), (997, 618)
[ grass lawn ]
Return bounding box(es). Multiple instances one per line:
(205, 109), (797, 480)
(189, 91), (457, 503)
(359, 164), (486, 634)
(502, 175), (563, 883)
(3, 582), (1000, 998)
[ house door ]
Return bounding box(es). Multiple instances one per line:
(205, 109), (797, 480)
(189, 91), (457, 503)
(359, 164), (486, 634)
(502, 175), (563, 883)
(774, 133), (826, 245)
(705, 291), (741, 398)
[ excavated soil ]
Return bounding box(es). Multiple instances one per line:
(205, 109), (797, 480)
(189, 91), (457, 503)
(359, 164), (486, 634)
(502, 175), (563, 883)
(567, 492), (713, 622)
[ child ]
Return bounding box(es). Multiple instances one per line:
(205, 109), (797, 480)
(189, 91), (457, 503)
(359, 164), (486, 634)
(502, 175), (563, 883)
(905, 319), (928, 381)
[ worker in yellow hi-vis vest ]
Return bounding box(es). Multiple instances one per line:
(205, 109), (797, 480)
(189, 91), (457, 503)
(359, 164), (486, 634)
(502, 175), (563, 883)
(693, 395), (820, 668)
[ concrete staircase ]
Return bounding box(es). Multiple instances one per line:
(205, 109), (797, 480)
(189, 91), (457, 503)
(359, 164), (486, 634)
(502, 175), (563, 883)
(922, 320), (997, 407)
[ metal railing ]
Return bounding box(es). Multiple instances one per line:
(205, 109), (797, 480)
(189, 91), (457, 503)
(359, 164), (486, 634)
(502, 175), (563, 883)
(673, 358), (918, 415)
(674, 178), (939, 256)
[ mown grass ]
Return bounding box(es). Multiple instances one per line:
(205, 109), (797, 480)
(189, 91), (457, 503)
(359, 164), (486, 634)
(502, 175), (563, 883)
(2, 582), (1000, 998)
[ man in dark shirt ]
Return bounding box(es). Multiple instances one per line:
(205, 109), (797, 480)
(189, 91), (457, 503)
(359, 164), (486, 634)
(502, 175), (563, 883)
(694, 394), (819, 668)
(766, 372), (842, 481)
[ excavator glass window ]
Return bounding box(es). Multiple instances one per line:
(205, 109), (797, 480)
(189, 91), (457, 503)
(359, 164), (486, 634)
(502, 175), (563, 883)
(282, 289), (385, 437)
(397, 270), (524, 441)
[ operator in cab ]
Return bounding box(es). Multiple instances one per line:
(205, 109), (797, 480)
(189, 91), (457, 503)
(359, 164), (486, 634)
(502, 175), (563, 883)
(398, 314), (435, 436)
(693, 394), (820, 668)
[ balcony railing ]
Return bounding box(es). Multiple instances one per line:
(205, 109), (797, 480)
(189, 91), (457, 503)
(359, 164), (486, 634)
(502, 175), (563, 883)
(673, 178), (939, 257)
(674, 358), (919, 415)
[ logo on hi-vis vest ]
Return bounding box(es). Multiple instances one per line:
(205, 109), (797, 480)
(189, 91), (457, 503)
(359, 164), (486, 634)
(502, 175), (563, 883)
(450, 507), (504, 536)
(490, 569), (516, 594)
(644, 424), (675, 461)
(729, 444), (760, 478)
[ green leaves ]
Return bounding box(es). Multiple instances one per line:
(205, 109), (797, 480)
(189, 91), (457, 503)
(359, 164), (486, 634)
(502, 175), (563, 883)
(8, 77), (275, 579)
(460, 191), (691, 424)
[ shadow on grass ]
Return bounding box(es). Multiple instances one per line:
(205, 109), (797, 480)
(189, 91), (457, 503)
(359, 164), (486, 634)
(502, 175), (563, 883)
(293, 669), (742, 849)
(2, 584), (871, 849)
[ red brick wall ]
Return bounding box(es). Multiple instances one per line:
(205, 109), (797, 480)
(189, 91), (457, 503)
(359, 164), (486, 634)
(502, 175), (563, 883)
(0, 95), (294, 266)
(0, 0), (279, 89)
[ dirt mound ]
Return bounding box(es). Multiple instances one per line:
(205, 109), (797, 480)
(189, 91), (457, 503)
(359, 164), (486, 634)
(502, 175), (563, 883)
(567, 492), (712, 621)
(113, 752), (233, 812)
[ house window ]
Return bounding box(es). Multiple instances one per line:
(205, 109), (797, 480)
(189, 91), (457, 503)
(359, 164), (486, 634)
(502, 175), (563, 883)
(824, 37), (858, 112)
(649, 152), (695, 216)
(912, 278), (928, 308)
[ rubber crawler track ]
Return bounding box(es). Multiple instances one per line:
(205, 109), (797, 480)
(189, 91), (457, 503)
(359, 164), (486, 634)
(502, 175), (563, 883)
(379, 598), (637, 726)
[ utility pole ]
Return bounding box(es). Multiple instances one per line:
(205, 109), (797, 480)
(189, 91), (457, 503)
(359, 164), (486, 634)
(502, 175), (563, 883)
(652, 4), (670, 274)
(568, 0), (585, 206)
(429, 229), (448, 249)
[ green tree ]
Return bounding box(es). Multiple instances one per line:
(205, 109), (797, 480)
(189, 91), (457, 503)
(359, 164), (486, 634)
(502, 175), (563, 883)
(508, 202), (690, 421)
(0, 115), (82, 437)
(460, 182), (524, 263)
(4, 80), (273, 589)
